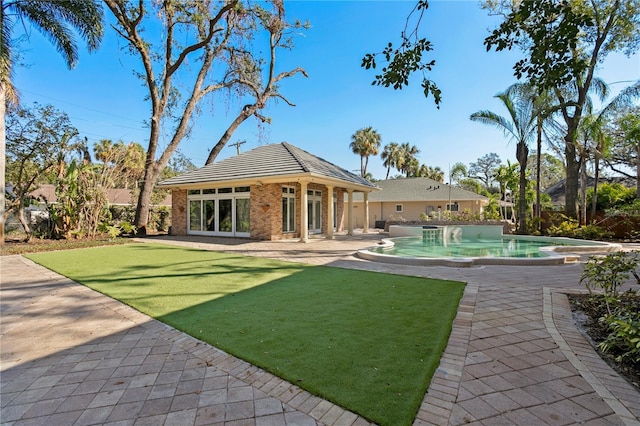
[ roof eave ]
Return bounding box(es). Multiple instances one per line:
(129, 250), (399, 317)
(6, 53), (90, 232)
(158, 172), (378, 192)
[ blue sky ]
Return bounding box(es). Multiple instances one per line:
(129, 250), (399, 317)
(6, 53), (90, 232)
(14, 1), (640, 181)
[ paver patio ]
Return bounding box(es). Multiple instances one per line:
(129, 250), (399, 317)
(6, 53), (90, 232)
(1, 233), (639, 425)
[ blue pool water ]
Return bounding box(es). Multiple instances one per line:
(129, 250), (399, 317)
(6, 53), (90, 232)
(374, 236), (575, 258)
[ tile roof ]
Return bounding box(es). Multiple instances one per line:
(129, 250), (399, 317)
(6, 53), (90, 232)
(350, 177), (488, 202)
(159, 142), (376, 189)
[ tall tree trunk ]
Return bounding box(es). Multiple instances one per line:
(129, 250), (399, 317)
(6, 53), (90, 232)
(17, 198), (32, 242)
(579, 153), (587, 226)
(564, 135), (580, 219)
(590, 155), (600, 221)
(0, 84), (5, 246)
(636, 141), (640, 199)
(516, 141), (529, 234)
(535, 118), (542, 231)
(134, 163), (160, 235)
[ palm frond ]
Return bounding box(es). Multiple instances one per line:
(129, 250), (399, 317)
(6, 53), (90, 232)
(470, 110), (516, 140)
(601, 80), (640, 116)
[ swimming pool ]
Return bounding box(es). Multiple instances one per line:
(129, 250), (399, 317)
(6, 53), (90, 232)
(357, 225), (621, 267)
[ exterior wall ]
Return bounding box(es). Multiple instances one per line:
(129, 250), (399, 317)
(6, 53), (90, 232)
(176, 183), (357, 240)
(170, 189), (187, 236)
(250, 183), (283, 240)
(351, 200), (486, 228)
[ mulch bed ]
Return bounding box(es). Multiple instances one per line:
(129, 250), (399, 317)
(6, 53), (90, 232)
(569, 292), (640, 391)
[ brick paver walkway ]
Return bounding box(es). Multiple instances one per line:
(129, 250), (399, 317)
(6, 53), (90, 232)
(1, 234), (639, 425)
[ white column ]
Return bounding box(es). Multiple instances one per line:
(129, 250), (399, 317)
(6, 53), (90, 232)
(326, 185), (334, 239)
(363, 191), (369, 234)
(300, 181), (308, 243)
(347, 189), (354, 236)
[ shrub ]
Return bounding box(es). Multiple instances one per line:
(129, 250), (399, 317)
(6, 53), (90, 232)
(575, 224), (612, 240)
(580, 252), (640, 366)
(546, 215), (580, 237)
(581, 251), (640, 300)
(598, 307), (640, 364)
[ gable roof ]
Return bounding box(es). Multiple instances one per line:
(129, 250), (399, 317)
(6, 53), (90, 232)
(159, 142), (377, 190)
(349, 177), (488, 202)
(545, 176), (637, 205)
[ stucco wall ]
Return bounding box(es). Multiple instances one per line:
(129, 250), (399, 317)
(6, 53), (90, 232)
(351, 200), (485, 228)
(170, 189), (187, 236)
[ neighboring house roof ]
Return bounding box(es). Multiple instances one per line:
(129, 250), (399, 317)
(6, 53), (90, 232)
(349, 177), (489, 203)
(158, 142), (377, 191)
(28, 184), (171, 207)
(545, 176), (638, 205)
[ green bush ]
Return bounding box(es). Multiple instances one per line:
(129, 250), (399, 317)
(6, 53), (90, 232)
(580, 253), (640, 365)
(581, 252), (640, 299)
(546, 215), (580, 237)
(599, 306), (640, 364)
(588, 183), (636, 211)
(545, 214), (611, 240)
(575, 224), (612, 240)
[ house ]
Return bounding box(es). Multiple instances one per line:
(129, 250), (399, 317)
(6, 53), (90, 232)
(545, 176), (638, 208)
(158, 142), (378, 241)
(348, 177), (489, 228)
(27, 184), (171, 207)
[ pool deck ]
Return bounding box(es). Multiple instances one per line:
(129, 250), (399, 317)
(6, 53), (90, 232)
(1, 232), (639, 425)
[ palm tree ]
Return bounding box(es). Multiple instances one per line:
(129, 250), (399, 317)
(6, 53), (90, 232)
(471, 83), (538, 234)
(507, 84), (561, 230)
(494, 161), (519, 221)
(598, 80), (640, 199)
(450, 162), (467, 185)
(398, 142), (420, 177)
(416, 165), (444, 181)
(1, 0), (103, 244)
(1, 0), (103, 106)
(350, 127), (381, 177)
(381, 142), (401, 179)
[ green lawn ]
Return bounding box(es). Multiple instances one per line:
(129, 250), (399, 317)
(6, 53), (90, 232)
(27, 243), (465, 425)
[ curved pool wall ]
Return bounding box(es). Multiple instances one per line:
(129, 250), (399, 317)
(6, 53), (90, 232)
(360, 225), (622, 267)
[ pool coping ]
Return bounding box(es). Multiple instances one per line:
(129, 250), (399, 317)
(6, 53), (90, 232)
(357, 237), (622, 267)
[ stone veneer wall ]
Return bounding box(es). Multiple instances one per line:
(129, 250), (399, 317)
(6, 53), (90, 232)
(171, 184), (351, 240)
(170, 189), (187, 236)
(250, 183), (287, 240)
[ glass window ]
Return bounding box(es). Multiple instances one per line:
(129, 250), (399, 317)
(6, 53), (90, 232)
(447, 202), (459, 212)
(204, 200), (215, 231)
(395, 204), (403, 213)
(314, 201), (321, 229)
(235, 198), (250, 233)
(218, 187), (232, 194)
(203, 189), (216, 194)
(234, 186), (250, 193)
(189, 200), (202, 231)
(282, 186), (295, 233)
(188, 189), (201, 195)
(218, 199), (232, 232)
